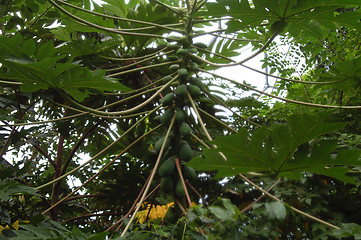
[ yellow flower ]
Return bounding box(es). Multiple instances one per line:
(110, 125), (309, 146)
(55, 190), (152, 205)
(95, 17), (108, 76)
(0, 225), (10, 234)
(136, 202), (175, 224)
(12, 220), (19, 230)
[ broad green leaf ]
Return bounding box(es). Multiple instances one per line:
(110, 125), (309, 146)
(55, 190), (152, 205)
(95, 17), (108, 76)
(0, 181), (39, 201)
(21, 39), (36, 56)
(87, 232), (109, 240)
(197, 0), (361, 38)
(209, 206), (233, 221)
(1, 54), (131, 101)
(2, 56), (65, 92)
(59, 68), (132, 102)
(36, 41), (55, 60)
(188, 112), (361, 183)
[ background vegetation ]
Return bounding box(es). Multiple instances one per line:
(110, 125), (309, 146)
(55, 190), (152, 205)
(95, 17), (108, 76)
(1, 0), (361, 239)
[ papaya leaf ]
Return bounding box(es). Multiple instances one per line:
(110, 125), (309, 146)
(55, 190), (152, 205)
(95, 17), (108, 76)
(59, 68), (132, 102)
(188, 112), (361, 183)
(197, 0), (361, 38)
(1, 55), (131, 101)
(0, 181), (39, 201)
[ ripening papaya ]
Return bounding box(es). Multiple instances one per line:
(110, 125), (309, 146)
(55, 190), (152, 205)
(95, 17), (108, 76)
(179, 142), (192, 162)
(158, 157), (175, 177)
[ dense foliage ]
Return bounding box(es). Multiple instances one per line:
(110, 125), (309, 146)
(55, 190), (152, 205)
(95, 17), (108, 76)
(1, 0), (361, 239)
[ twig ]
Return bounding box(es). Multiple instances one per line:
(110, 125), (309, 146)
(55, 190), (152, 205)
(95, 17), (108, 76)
(240, 178), (281, 213)
(36, 106), (161, 190)
(62, 212), (124, 223)
(58, 75), (177, 116)
(186, 181), (209, 207)
(32, 143), (56, 168)
(239, 174), (340, 229)
(174, 198), (187, 216)
(201, 69), (361, 109)
(107, 175), (151, 232)
(42, 125), (161, 215)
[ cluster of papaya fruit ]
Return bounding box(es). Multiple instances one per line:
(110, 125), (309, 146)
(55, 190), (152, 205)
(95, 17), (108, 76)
(153, 33), (208, 199)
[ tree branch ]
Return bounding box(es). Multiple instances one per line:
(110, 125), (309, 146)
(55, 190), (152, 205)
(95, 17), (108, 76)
(239, 174), (340, 230)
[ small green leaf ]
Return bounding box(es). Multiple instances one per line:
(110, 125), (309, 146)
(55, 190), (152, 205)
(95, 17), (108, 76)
(265, 201), (287, 220)
(209, 206), (232, 221)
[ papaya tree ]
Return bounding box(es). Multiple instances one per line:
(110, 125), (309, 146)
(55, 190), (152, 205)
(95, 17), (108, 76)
(1, 0), (361, 239)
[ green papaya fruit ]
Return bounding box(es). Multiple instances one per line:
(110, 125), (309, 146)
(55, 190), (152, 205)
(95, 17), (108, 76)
(154, 115), (161, 122)
(188, 84), (201, 97)
(189, 77), (205, 89)
(154, 4), (166, 13)
(175, 84), (187, 98)
(189, 54), (204, 64)
(176, 109), (186, 124)
(154, 136), (170, 153)
(166, 43), (180, 50)
(162, 93), (175, 106)
(160, 109), (174, 125)
(178, 68), (188, 79)
(183, 165), (197, 180)
(160, 177), (174, 193)
(179, 142), (192, 162)
(158, 157), (175, 177)
(193, 42), (208, 49)
(161, 76), (173, 84)
(189, 48), (198, 53)
(165, 55), (179, 61)
(191, 62), (199, 71)
(179, 122), (191, 136)
(169, 64), (180, 71)
(179, 35), (189, 44)
(175, 179), (185, 198)
(176, 48), (189, 55)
